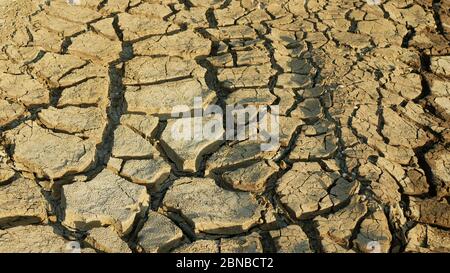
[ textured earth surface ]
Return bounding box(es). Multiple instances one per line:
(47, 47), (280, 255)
(0, 0), (449, 253)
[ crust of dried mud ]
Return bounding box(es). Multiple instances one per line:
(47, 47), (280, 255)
(0, 0), (449, 253)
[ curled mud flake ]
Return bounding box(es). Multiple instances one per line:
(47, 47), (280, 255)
(111, 125), (159, 159)
(0, 176), (48, 228)
(315, 196), (368, 253)
(409, 198), (450, 229)
(160, 116), (224, 172)
(85, 226), (132, 253)
(425, 145), (450, 198)
(353, 210), (392, 253)
(31, 53), (87, 88)
(133, 30), (212, 59)
(0, 99), (25, 126)
(162, 177), (264, 235)
(62, 169), (150, 235)
(68, 32), (122, 64)
(0, 225), (68, 253)
(38, 106), (107, 140)
(270, 225), (313, 253)
(121, 158), (171, 189)
(276, 162), (358, 220)
(0, 73), (50, 106)
(222, 160), (279, 193)
(430, 56), (450, 77)
(137, 211), (184, 253)
(120, 114), (159, 139)
(46, 0), (103, 24)
(125, 78), (216, 116)
(205, 140), (278, 175)
(5, 121), (96, 180)
(217, 64), (275, 89)
(405, 224), (450, 253)
(123, 56), (205, 85)
(58, 77), (109, 107)
(117, 13), (178, 41)
(289, 133), (339, 160)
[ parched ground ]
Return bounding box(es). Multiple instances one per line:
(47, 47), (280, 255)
(0, 0), (449, 253)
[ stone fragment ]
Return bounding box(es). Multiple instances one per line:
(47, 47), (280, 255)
(91, 18), (118, 40)
(382, 108), (430, 148)
(58, 63), (108, 87)
(172, 7), (209, 27)
(31, 12), (86, 37)
(0, 164), (15, 183)
(235, 48), (270, 66)
(100, 0), (130, 13)
(107, 157), (123, 173)
(430, 56), (450, 77)
(47, 1), (102, 23)
(278, 116), (302, 147)
(162, 177), (264, 234)
(207, 25), (257, 40)
(273, 88), (296, 115)
(291, 98), (323, 121)
(225, 89), (277, 106)
(128, 2), (172, 18)
(277, 73), (312, 88)
(385, 73), (422, 100)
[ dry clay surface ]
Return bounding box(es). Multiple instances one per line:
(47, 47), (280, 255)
(0, 0), (449, 253)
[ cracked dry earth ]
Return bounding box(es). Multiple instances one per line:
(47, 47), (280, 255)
(0, 0), (449, 253)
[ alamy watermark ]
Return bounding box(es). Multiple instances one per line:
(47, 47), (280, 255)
(366, 241), (382, 253)
(170, 97), (280, 151)
(66, 241), (81, 253)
